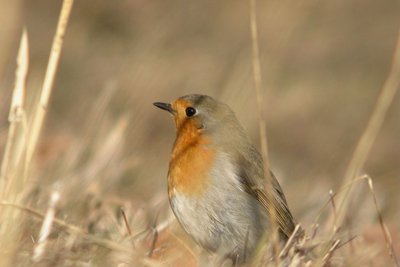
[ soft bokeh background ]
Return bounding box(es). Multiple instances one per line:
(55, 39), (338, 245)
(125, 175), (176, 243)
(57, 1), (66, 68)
(0, 0), (399, 265)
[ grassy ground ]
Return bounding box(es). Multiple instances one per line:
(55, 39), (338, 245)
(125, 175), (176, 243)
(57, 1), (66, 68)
(0, 0), (399, 266)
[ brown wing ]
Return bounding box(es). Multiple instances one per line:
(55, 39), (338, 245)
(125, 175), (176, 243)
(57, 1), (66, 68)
(237, 149), (296, 239)
(252, 171), (296, 239)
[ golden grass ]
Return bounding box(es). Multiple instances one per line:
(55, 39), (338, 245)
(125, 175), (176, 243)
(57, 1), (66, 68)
(25, 0), (74, 165)
(325, 31), (400, 267)
(249, 0), (281, 263)
(336, 32), (400, 228)
(0, 0), (74, 265)
(0, 28), (29, 267)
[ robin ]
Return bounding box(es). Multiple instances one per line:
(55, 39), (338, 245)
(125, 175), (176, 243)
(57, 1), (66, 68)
(153, 94), (296, 264)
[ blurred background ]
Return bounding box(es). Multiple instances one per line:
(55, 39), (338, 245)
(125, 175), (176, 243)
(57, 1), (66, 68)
(0, 0), (399, 265)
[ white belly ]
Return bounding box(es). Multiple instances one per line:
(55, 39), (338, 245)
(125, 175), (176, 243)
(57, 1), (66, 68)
(169, 153), (269, 259)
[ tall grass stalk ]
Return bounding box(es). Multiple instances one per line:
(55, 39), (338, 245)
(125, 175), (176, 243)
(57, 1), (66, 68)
(249, 0), (281, 263)
(336, 31), (400, 227)
(0, 29), (29, 267)
(318, 32), (400, 266)
(0, 0), (74, 265)
(25, 0), (74, 166)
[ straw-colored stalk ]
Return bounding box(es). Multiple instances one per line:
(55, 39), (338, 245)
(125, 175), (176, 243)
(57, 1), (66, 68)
(336, 31), (400, 228)
(25, 0), (75, 166)
(32, 191), (60, 262)
(0, 0), (74, 265)
(0, 29), (29, 267)
(317, 31), (400, 266)
(0, 29), (28, 199)
(249, 0), (281, 262)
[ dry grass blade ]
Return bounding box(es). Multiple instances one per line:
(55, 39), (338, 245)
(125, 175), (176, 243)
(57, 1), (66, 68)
(328, 190), (338, 234)
(148, 228), (159, 258)
(0, 29), (29, 197)
(249, 0), (280, 261)
(316, 174), (399, 266)
(8, 29), (28, 123)
(0, 29), (29, 267)
(32, 191), (60, 262)
(249, 0), (270, 169)
(336, 31), (400, 226)
(154, 215), (174, 233)
(364, 175), (399, 267)
(0, 201), (83, 235)
(121, 208), (132, 236)
(25, 0), (74, 166)
(279, 224), (302, 258)
(316, 30), (400, 266)
(0, 2), (74, 264)
(0, 201), (160, 266)
(321, 239), (341, 267)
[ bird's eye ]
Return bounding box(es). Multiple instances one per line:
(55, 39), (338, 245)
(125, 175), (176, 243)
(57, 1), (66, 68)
(185, 107), (196, 117)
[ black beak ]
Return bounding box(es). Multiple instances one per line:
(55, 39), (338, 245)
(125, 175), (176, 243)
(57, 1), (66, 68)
(153, 102), (174, 114)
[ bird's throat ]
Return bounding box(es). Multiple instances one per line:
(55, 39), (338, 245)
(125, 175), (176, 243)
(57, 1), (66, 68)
(168, 123), (215, 197)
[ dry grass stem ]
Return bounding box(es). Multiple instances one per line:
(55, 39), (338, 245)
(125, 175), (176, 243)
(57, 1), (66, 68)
(32, 190), (60, 262)
(120, 208), (132, 237)
(8, 29), (28, 122)
(312, 32), (400, 264)
(0, 29), (29, 197)
(0, 28), (30, 267)
(328, 190), (338, 233)
(0, 2), (74, 264)
(364, 175), (399, 266)
(315, 174), (399, 266)
(249, 0), (280, 261)
(279, 224), (302, 258)
(0, 200), (155, 261)
(321, 239), (341, 267)
(0, 201), (85, 236)
(249, 0), (270, 169)
(336, 31), (400, 225)
(26, 0), (74, 165)
(155, 215), (174, 233)
(148, 228), (159, 258)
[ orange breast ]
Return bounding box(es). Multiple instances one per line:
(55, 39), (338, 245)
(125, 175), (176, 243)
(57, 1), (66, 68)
(168, 121), (215, 197)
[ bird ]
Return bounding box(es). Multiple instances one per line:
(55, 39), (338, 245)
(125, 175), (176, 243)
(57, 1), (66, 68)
(153, 94), (296, 264)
